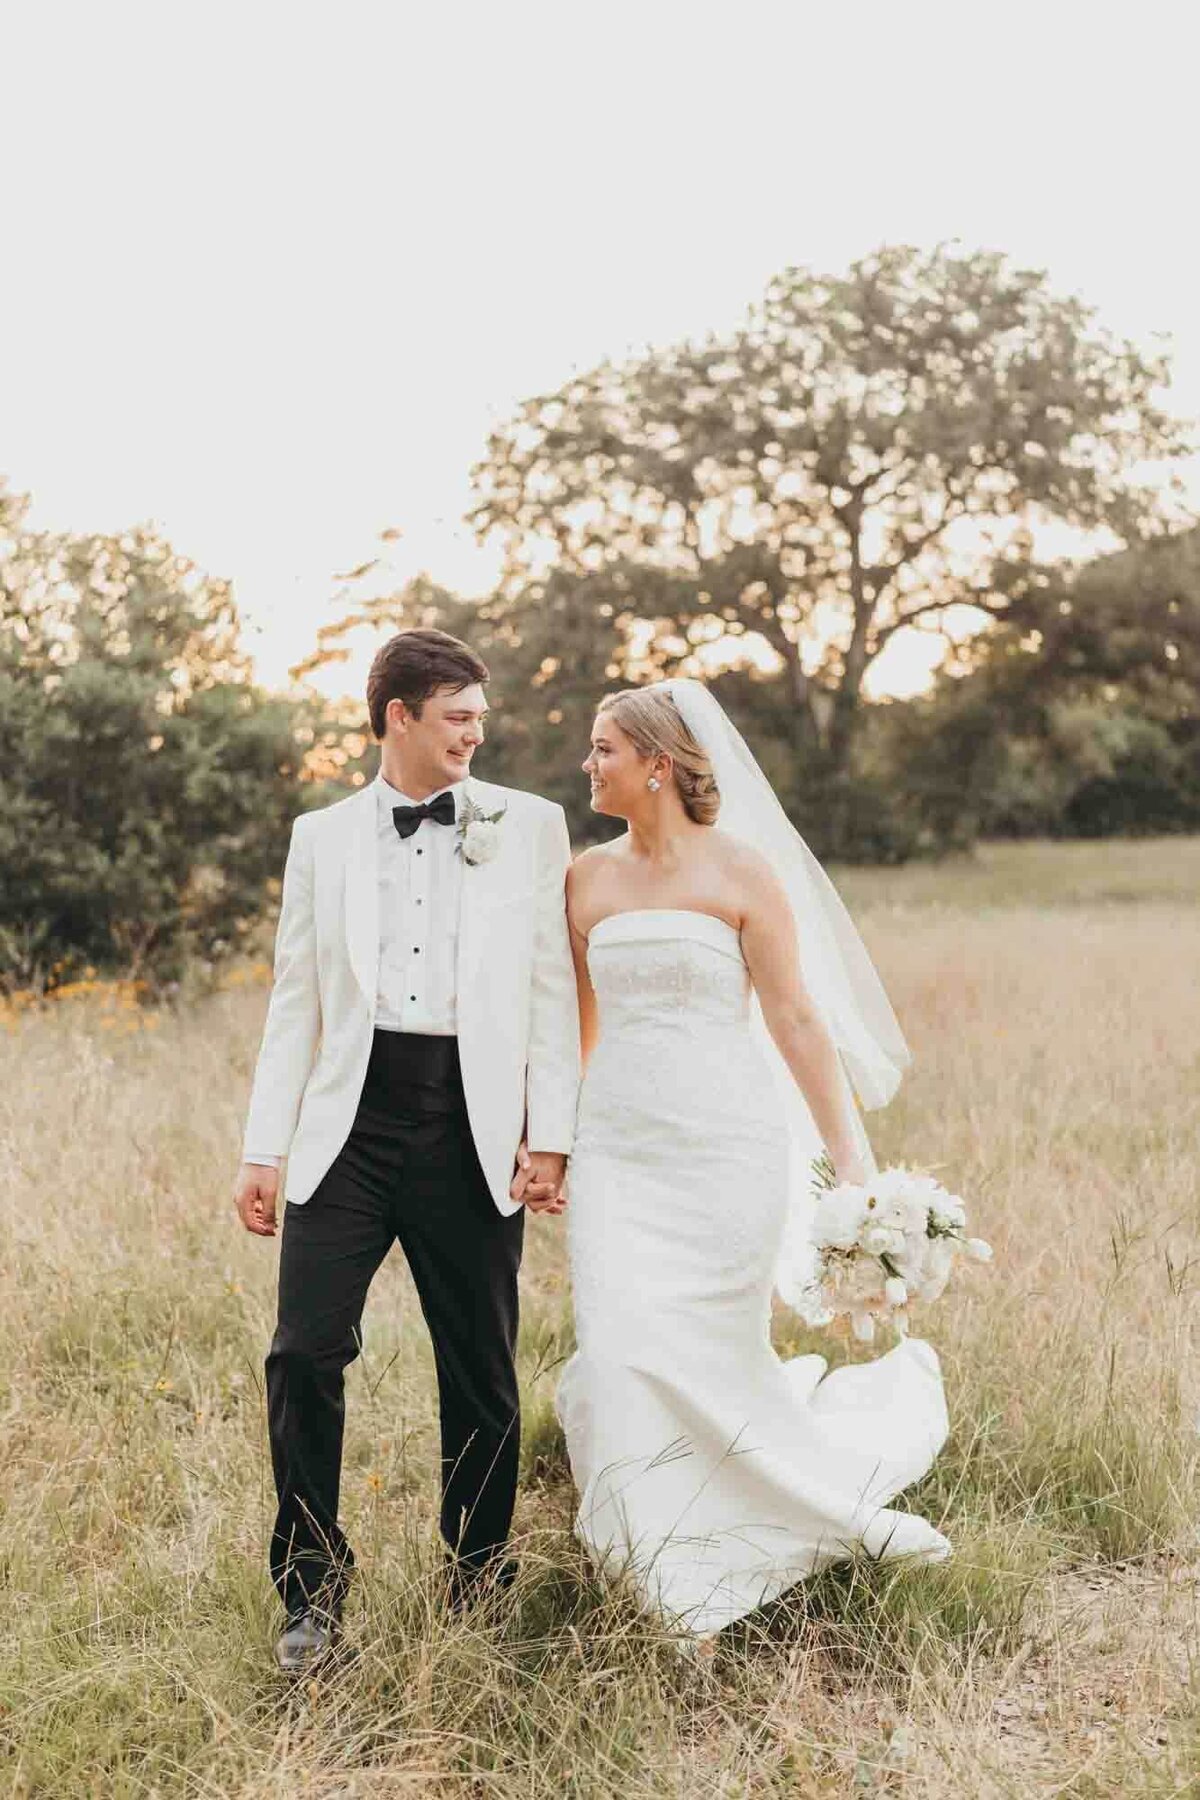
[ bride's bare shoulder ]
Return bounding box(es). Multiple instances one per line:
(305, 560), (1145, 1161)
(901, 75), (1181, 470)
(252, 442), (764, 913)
(567, 840), (625, 924)
(707, 828), (788, 912)
(707, 826), (774, 880)
(568, 840), (624, 879)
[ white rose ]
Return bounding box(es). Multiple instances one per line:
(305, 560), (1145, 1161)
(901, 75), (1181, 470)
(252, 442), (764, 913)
(884, 1275), (908, 1309)
(813, 1186), (868, 1251)
(461, 820), (500, 864)
(861, 1223), (898, 1258)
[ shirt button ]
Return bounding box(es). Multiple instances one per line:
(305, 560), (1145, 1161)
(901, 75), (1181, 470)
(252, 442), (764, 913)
(416, 848), (423, 856)
(413, 947), (421, 954)
(410, 995), (416, 1001)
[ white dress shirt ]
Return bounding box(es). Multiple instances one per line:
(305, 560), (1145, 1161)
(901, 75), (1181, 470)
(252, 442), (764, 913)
(246, 772), (465, 1166)
(374, 772), (464, 1034)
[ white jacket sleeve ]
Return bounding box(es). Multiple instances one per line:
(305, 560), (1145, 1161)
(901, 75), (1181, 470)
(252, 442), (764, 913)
(523, 803), (581, 1154)
(241, 815), (322, 1161)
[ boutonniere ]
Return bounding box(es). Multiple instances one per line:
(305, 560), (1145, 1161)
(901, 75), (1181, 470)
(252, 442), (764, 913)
(456, 794), (507, 866)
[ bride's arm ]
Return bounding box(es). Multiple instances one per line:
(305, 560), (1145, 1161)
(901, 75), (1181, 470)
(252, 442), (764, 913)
(739, 861), (868, 1185)
(565, 860), (599, 1066)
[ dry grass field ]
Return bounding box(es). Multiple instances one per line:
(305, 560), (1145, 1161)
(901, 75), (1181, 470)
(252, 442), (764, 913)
(1, 837), (1198, 1798)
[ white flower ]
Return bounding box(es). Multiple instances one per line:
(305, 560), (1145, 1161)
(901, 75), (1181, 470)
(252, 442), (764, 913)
(812, 1185), (869, 1250)
(793, 1160), (991, 1344)
(461, 819), (501, 865)
(868, 1172), (931, 1233)
(456, 795), (508, 866)
(862, 1222), (906, 1259)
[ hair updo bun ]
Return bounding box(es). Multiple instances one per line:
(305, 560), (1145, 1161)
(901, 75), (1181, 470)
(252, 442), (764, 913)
(676, 763), (721, 826)
(596, 688), (721, 825)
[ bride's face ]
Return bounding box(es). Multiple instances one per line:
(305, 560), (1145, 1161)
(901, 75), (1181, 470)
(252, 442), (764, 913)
(583, 716), (649, 817)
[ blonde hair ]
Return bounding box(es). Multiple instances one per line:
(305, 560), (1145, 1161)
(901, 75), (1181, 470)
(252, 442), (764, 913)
(597, 687), (721, 826)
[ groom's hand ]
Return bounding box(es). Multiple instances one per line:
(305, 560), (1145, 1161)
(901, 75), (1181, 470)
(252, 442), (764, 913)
(510, 1144), (567, 1214)
(233, 1162), (280, 1237)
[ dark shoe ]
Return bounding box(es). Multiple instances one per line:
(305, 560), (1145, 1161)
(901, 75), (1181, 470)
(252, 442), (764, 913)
(273, 1605), (342, 1675)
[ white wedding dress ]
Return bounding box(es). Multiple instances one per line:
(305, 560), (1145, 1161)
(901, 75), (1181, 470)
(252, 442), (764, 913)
(555, 908), (951, 1638)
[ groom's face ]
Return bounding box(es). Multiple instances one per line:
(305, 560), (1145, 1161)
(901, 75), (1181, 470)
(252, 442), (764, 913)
(391, 682), (488, 789)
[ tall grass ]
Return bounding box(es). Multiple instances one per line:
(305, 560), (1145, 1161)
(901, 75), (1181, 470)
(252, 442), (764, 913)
(1, 841), (1197, 1795)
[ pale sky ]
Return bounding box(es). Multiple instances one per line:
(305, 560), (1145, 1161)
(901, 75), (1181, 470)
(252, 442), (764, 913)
(4, 0), (1197, 704)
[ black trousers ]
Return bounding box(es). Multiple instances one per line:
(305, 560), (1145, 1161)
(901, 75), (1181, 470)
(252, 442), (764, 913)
(265, 1030), (525, 1615)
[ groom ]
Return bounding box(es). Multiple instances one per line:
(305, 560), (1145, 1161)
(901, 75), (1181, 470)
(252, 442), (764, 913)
(232, 628), (580, 1672)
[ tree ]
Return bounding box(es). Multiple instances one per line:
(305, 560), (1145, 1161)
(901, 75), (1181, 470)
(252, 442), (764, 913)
(881, 529), (1200, 841)
(0, 486), (314, 988)
(470, 244), (1191, 844)
(983, 527), (1200, 708)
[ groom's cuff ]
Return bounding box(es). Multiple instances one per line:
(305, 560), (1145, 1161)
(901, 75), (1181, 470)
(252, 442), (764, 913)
(245, 1153), (282, 1169)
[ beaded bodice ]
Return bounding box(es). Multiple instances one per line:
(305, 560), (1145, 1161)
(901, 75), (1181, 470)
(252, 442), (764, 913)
(586, 909), (751, 1041)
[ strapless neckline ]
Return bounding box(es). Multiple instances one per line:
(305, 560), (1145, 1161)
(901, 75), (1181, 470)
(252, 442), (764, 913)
(587, 908), (742, 952)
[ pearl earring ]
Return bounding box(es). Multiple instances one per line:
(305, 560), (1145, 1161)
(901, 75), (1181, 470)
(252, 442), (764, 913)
(647, 777), (661, 792)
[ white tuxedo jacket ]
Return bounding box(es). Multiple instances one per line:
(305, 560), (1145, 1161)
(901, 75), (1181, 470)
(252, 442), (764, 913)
(241, 776), (581, 1215)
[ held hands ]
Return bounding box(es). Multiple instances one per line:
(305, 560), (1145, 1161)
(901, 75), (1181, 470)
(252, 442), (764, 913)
(235, 1148), (565, 1231)
(510, 1143), (567, 1214)
(233, 1162), (280, 1236)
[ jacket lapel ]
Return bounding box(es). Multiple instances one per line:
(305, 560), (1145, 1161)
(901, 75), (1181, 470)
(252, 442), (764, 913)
(455, 777), (507, 992)
(344, 784), (380, 1002)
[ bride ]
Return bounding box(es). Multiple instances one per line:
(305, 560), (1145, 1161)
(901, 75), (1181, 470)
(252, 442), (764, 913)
(555, 678), (950, 1639)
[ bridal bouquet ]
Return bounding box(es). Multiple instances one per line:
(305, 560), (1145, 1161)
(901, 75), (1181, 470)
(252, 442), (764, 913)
(795, 1154), (992, 1343)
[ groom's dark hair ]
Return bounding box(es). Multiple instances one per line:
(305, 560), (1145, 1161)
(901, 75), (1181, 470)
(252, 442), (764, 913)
(367, 629), (490, 739)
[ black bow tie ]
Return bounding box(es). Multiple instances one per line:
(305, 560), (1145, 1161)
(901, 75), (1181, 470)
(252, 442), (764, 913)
(391, 792), (457, 840)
